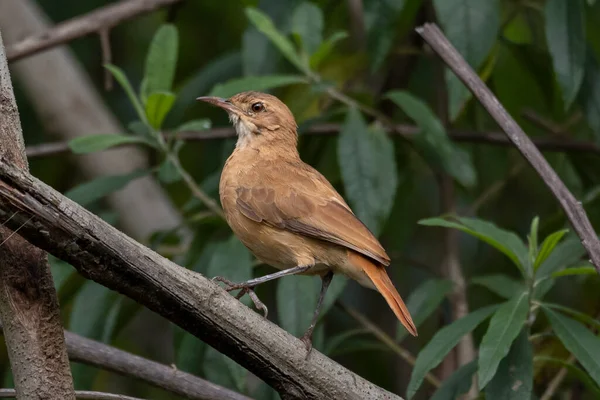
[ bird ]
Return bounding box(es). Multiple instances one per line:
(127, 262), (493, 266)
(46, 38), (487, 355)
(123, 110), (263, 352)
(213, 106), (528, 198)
(197, 91), (417, 354)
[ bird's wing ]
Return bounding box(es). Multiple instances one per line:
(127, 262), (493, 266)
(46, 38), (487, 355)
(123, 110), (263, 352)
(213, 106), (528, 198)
(234, 161), (390, 266)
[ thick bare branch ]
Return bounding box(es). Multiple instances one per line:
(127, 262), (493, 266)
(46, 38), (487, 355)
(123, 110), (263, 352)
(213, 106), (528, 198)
(6, 0), (183, 62)
(417, 23), (600, 275)
(0, 31), (74, 399)
(0, 160), (402, 400)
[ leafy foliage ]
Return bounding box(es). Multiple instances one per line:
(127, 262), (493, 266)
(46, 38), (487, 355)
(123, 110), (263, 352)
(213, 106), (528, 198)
(20, 1), (600, 398)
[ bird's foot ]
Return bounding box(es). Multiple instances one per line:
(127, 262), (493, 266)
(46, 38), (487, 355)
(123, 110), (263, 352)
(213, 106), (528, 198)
(212, 276), (269, 318)
(299, 330), (314, 360)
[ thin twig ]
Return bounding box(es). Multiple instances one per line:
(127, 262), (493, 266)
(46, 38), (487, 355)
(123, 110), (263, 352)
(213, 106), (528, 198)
(6, 0), (183, 62)
(468, 160), (526, 215)
(99, 29), (113, 90)
(417, 23), (600, 275)
(0, 389), (142, 400)
(25, 125), (600, 158)
(338, 302), (442, 389)
(539, 354), (576, 400)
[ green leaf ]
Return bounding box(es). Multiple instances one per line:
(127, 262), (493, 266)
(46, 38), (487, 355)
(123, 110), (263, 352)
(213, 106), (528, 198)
(478, 292), (530, 389)
(158, 158), (181, 184)
(49, 256), (74, 292)
(174, 119), (212, 132)
(541, 302), (600, 330)
(65, 169), (149, 207)
(245, 8), (309, 74)
(310, 31), (348, 69)
(534, 238), (585, 299)
(545, 0), (586, 108)
(208, 235), (253, 307)
(534, 356), (600, 397)
(419, 216), (529, 276)
(544, 308), (600, 388)
(145, 91), (176, 130)
(68, 134), (154, 154)
(397, 279), (453, 341)
(70, 281), (120, 388)
(104, 64), (147, 124)
(203, 346), (247, 393)
(433, 0), (500, 119)
(485, 329), (533, 399)
(387, 91), (476, 187)
(407, 305), (498, 399)
(321, 275), (348, 316)
(291, 2), (323, 54)
(277, 276), (320, 337)
(535, 229), (569, 270)
(176, 331), (206, 376)
(208, 75), (307, 98)
(527, 216), (539, 265)
(323, 328), (370, 356)
(579, 52), (600, 143)
(471, 274), (525, 299)
(338, 108), (397, 235)
(552, 265), (596, 278)
(143, 24), (179, 96)
(430, 361), (477, 400)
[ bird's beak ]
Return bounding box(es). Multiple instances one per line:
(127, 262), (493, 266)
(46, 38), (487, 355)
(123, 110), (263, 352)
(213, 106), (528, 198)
(196, 96), (241, 115)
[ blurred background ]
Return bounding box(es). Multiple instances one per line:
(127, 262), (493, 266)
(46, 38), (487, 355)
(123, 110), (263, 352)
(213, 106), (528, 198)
(1, 0), (600, 398)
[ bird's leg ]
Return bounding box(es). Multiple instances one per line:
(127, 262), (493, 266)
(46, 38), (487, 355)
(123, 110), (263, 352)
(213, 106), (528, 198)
(212, 264), (312, 318)
(300, 271), (334, 359)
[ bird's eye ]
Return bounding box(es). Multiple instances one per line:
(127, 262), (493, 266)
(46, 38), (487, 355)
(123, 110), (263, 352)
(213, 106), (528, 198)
(251, 102), (265, 113)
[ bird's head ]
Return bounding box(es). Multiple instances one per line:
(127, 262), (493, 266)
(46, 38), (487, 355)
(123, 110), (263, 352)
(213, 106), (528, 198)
(197, 91), (298, 150)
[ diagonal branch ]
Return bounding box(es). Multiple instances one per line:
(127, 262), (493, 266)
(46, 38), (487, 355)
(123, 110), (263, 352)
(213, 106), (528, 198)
(417, 23), (600, 275)
(6, 0), (183, 62)
(0, 159), (402, 400)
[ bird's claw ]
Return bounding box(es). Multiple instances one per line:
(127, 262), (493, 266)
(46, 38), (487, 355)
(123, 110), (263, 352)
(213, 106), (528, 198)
(300, 332), (314, 360)
(212, 276), (269, 318)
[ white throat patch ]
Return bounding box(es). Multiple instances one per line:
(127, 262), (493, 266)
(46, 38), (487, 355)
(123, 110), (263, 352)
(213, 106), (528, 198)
(229, 113), (256, 149)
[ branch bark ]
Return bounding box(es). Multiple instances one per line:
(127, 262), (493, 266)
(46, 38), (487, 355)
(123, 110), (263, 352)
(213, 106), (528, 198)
(63, 330), (252, 400)
(5, 0), (183, 62)
(24, 124), (600, 158)
(0, 320), (251, 400)
(417, 23), (600, 275)
(0, 0), (184, 241)
(0, 389), (143, 400)
(0, 160), (402, 400)
(0, 31), (74, 399)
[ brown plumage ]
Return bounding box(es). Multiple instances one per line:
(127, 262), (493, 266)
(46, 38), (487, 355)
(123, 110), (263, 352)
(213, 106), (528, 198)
(198, 91), (417, 351)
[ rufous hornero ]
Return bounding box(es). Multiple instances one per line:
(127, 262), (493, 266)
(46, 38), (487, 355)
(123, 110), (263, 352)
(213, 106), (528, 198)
(197, 91), (417, 355)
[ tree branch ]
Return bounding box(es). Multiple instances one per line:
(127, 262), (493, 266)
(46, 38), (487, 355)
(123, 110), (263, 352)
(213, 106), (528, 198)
(0, 389), (142, 400)
(0, 160), (402, 400)
(0, 319), (251, 400)
(417, 23), (600, 275)
(0, 30), (75, 399)
(24, 124), (600, 158)
(5, 0), (183, 62)
(63, 330), (251, 400)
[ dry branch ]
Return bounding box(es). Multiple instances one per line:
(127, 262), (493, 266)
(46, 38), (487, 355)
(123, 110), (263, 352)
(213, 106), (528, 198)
(417, 23), (600, 275)
(0, 30), (75, 399)
(0, 389), (142, 400)
(0, 159), (401, 400)
(6, 0), (183, 62)
(64, 330), (252, 400)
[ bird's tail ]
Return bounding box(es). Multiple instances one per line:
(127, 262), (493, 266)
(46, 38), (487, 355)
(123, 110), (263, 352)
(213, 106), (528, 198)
(349, 252), (417, 336)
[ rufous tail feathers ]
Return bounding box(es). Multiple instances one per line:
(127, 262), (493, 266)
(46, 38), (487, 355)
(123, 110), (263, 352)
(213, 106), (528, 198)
(349, 252), (417, 336)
